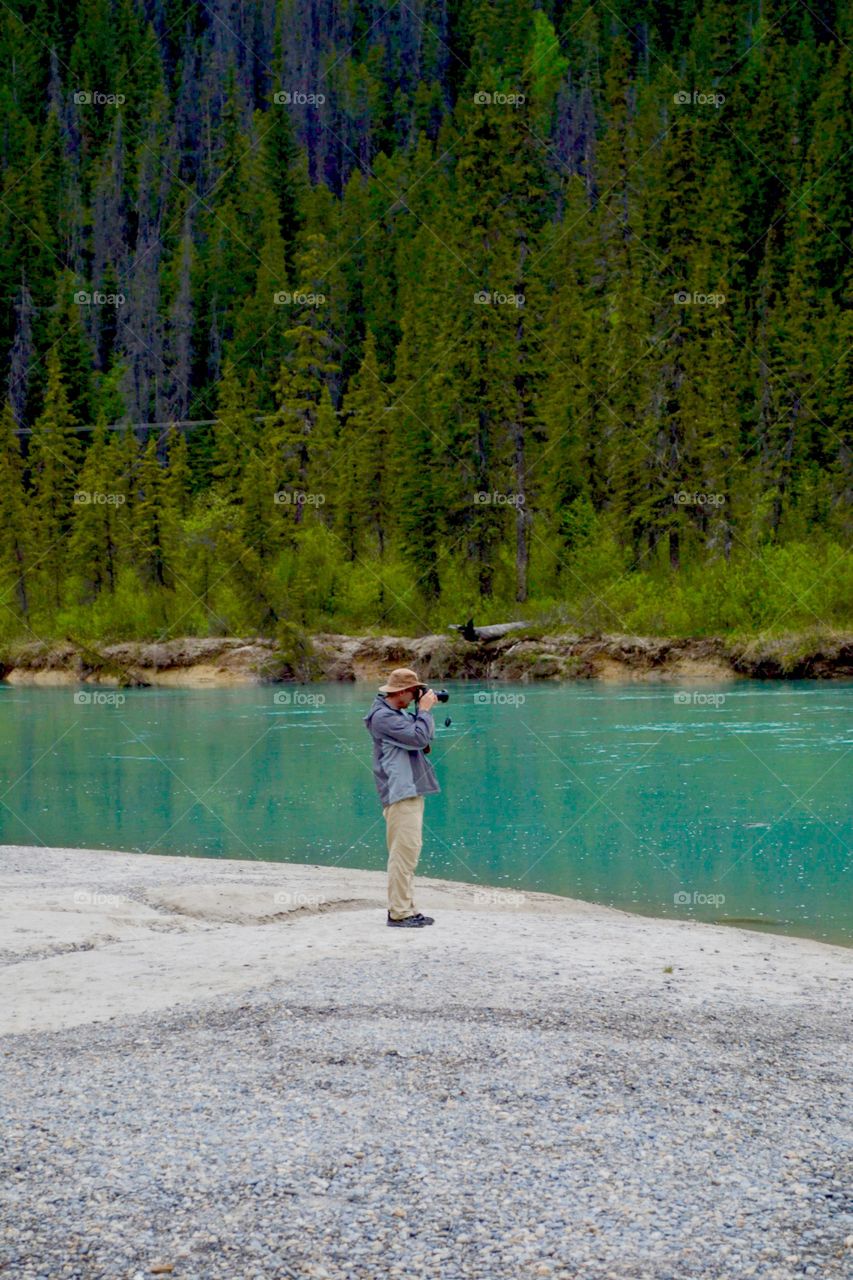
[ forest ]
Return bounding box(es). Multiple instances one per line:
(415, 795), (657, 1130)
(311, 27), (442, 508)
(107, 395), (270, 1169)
(1, 0), (851, 643)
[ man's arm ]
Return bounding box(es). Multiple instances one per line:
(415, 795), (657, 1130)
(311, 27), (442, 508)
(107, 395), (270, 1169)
(374, 705), (434, 750)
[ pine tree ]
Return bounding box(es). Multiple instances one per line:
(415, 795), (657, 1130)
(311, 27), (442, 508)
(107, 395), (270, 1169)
(212, 360), (256, 504)
(260, 75), (307, 274)
(337, 329), (388, 557)
(132, 435), (173, 588)
(164, 427), (192, 519)
(27, 349), (82, 612)
(824, 293), (853, 541)
(47, 271), (95, 427)
(239, 450), (276, 561)
(67, 415), (121, 598)
(798, 45), (853, 295)
(0, 400), (31, 621)
(537, 186), (597, 576)
(267, 236), (341, 527)
(304, 386), (338, 524)
(387, 285), (443, 601)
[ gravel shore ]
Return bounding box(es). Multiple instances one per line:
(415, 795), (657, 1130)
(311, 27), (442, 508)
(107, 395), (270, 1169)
(1, 845), (851, 1279)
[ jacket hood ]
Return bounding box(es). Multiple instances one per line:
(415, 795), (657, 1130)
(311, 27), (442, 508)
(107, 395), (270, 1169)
(363, 693), (388, 729)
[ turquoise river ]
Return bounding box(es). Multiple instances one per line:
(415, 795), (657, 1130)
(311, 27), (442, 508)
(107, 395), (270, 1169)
(0, 680), (850, 945)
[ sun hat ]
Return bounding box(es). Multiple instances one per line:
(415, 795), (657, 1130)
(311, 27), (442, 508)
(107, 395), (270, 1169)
(378, 667), (423, 693)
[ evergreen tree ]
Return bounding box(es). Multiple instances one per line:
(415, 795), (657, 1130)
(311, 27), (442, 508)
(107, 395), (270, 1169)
(67, 415), (121, 598)
(267, 235), (340, 527)
(132, 435), (174, 588)
(337, 328), (388, 558)
(27, 349), (82, 612)
(0, 401), (31, 621)
(47, 272), (96, 427)
(212, 360), (256, 504)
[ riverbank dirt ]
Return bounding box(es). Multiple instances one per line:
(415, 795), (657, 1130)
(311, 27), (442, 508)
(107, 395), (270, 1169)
(2, 627), (851, 687)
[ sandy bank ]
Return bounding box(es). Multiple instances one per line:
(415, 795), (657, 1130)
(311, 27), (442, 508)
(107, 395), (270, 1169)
(1, 844), (850, 1038)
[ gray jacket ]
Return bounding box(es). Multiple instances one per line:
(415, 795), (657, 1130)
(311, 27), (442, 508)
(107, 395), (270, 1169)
(363, 694), (441, 807)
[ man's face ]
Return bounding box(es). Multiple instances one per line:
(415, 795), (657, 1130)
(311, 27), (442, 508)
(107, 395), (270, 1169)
(389, 687), (417, 709)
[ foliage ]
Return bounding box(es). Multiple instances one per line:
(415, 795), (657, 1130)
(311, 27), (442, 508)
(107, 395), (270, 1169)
(0, 1), (850, 642)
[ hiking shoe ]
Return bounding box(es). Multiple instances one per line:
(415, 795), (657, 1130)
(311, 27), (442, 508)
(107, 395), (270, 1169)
(387, 912), (435, 927)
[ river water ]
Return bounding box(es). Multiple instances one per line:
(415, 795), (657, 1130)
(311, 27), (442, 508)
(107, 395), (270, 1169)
(1, 680), (850, 945)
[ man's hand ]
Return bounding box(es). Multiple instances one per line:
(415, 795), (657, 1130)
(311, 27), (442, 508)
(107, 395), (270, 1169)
(416, 688), (439, 713)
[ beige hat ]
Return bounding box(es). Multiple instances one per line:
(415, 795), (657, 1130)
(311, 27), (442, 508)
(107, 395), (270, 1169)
(378, 666), (422, 694)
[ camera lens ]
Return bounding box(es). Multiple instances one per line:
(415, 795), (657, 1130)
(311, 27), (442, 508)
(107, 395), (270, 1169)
(436, 690), (449, 703)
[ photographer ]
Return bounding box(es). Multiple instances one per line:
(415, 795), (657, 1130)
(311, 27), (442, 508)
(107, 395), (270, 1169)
(363, 668), (442, 928)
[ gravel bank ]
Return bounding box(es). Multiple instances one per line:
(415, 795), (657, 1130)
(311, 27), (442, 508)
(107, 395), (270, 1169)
(1, 845), (851, 1279)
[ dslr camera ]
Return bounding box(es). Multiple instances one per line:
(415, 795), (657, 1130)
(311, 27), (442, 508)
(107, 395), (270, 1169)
(413, 685), (449, 703)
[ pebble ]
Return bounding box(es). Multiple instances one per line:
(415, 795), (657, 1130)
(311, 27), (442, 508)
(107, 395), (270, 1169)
(2, 952), (850, 1279)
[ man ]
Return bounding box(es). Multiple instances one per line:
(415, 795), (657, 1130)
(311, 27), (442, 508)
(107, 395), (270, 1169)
(363, 667), (441, 928)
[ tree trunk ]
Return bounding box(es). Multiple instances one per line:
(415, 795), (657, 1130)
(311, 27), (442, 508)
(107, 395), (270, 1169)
(669, 525), (680, 570)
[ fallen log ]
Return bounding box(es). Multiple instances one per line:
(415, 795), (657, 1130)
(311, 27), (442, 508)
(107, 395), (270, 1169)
(448, 618), (531, 643)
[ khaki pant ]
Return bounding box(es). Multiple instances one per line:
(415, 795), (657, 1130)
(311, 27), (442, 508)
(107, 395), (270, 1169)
(382, 794), (425, 920)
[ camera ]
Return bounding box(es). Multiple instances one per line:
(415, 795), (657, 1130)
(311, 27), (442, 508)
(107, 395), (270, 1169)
(414, 685), (449, 703)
